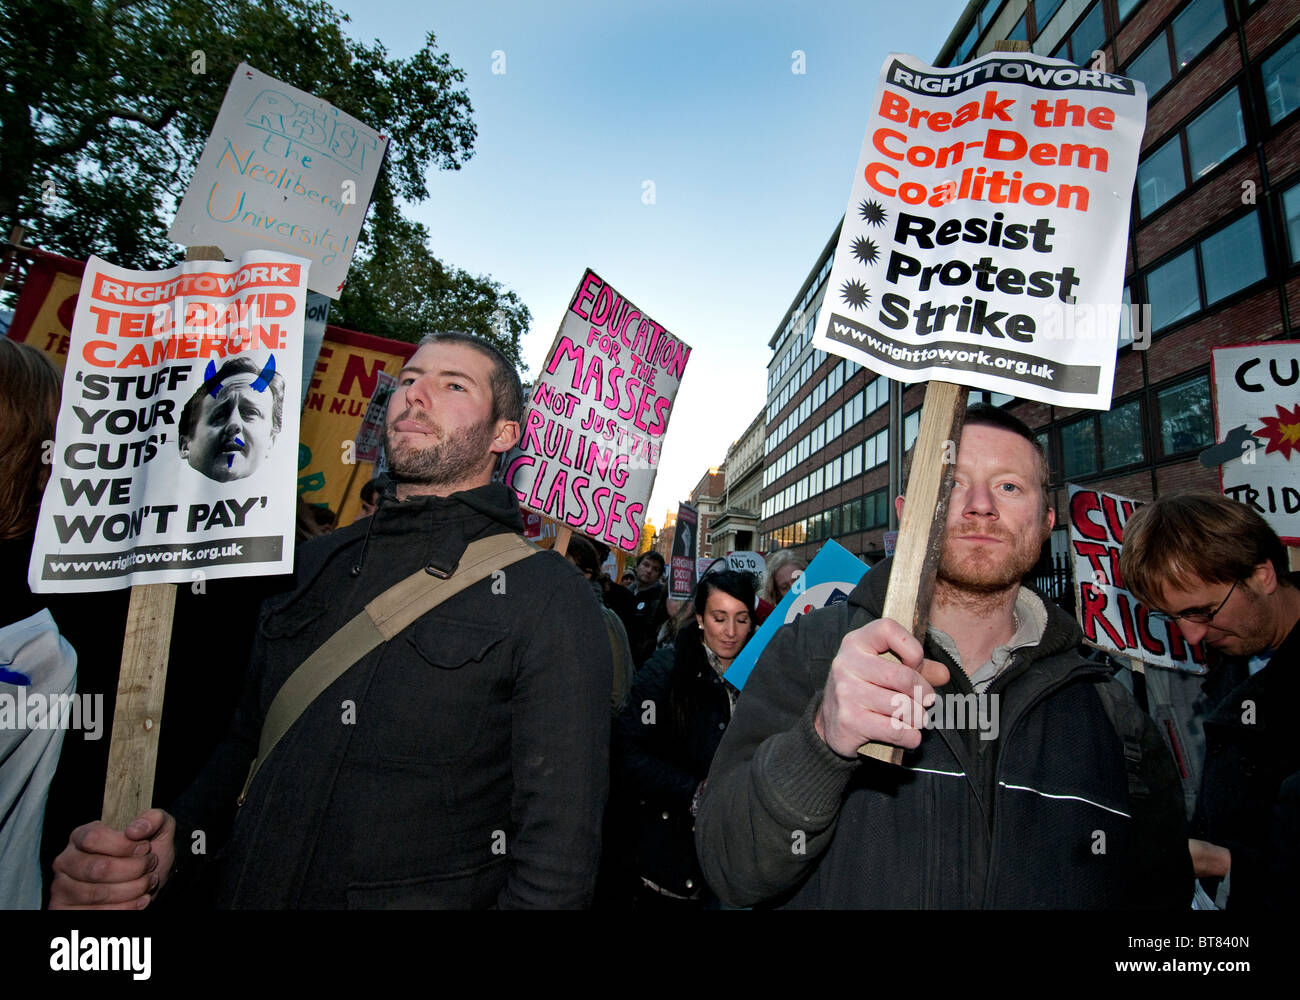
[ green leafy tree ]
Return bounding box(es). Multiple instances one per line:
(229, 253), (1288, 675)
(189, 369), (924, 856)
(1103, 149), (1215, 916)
(0, 0), (526, 359)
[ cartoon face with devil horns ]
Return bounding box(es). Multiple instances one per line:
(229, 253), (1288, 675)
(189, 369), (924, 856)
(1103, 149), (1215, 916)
(178, 356), (285, 483)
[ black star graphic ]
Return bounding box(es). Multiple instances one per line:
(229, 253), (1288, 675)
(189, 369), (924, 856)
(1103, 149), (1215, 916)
(840, 278), (871, 310)
(851, 235), (880, 266)
(857, 199), (887, 227)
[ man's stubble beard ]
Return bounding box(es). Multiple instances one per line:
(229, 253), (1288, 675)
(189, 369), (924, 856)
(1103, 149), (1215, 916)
(385, 408), (497, 491)
(936, 522), (1046, 597)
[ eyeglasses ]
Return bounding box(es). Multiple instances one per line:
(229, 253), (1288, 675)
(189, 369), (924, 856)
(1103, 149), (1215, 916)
(1150, 579), (1239, 625)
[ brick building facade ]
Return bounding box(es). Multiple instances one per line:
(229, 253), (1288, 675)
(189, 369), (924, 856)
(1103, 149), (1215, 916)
(759, 0), (1299, 578)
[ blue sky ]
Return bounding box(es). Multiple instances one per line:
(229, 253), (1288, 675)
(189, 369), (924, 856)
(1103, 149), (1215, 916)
(329, 0), (969, 528)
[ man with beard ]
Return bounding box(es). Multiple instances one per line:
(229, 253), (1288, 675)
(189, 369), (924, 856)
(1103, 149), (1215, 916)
(50, 333), (611, 909)
(695, 404), (1190, 908)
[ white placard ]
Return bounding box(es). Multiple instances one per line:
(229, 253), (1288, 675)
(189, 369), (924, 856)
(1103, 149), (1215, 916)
(503, 268), (691, 553)
(30, 251), (307, 592)
(1212, 340), (1300, 544)
(813, 52), (1146, 409)
(169, 63), (387, 298)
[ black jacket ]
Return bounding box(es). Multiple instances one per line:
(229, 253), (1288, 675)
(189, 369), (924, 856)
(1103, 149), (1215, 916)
(616, 624), (731, 896)
(695, 558), (1191, 908)
(627, 582), (668, 667)
(169, 482), (611, 908)
(1192, 610), (1300, 909)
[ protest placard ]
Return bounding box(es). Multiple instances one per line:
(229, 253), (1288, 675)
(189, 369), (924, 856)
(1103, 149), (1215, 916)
(727, 541), (868, 690)
(812, 51), (1146, 410)
(1211, 341), (1300, 544)
(298, 325), (414, 523)
(29, 250), (308, 593)
(1068, 485), (1206, 673)
(353, 370), (397, 464)
(727, 550), (764, 582)
(5, 249), (85, 371)
(169, 63), (388, 298)
(671, 503), (699, 599)
(299, 291), (331, 408)
(503, 268), (691, 553)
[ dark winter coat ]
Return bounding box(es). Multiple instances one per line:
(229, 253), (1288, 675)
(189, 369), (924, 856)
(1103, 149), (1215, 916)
(616, 623), (733, 898)
(1193, 607), (1300, 909)
(695, 557), (1192, 909)
(168, 482), (611, 908)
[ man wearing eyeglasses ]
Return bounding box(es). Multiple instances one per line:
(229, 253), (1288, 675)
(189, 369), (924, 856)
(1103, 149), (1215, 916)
(1122, 493), (1300, 909)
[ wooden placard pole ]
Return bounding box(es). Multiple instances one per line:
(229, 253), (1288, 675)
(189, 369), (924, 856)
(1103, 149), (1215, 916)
(859, 381), (967, 764)
(554, 525), (572, 557)
(855, 38), (1028, 765)
(100, 244), (224, 828)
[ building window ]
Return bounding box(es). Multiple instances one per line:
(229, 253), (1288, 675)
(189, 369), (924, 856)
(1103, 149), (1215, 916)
(843, 496), (861, 533)
(904, 408), (921, 451)
(1146, 248), (1200, 329)
(865, 377), (887, 415)
(1172, 0), (1227, 70)
(1186, 88), (1246, 179)
(863, 427), (889, 471)
(1157, 375), (1213, 455)
(1137, 134), (1188, 218)
(1117, 0), (1144, 22)
(864, 488), (890, 530)
(1136, 87), (1245, 218)
(843, 444), (863, 481)
(1100, 398), (1146, 469)
(1283, 180), (1300, 263)
(1201, 213), (1267, 305)
(1061, 416), (1098, 479)
(844, 390), (864, 428)
(1124, 0), (1227, 97)
(1262, 31), (1300, 125)
(1008, 10), (1029, 42)
(1036, 429), (1055, 478)
(1052, 2), (1105, 66)
(1127, 33), (1174, 95)
(1142, 211), (1266, 330)
(1036, 0), (1067, 34)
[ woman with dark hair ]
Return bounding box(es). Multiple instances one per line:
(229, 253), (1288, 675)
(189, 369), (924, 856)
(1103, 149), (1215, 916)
(0, 339), (77, 906)
(615, 568), (757, 908)
(0, 338), (60, 542)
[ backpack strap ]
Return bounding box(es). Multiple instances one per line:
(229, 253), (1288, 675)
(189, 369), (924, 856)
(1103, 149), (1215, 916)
(1094, 678), (1150, 802)
(238, 532), (540, 805)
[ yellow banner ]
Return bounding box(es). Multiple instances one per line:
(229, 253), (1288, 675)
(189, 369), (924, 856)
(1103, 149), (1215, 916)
(6, 252), (85, 372)
(297, 325), (414, 526)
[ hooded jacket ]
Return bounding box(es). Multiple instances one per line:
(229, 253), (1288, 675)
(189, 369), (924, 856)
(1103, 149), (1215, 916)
(169, 481), (611, 908)
(695, 558), (1191, 909)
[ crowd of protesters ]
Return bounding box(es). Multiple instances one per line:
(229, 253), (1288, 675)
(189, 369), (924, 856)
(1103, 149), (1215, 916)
(3, 332), (1297, 911)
